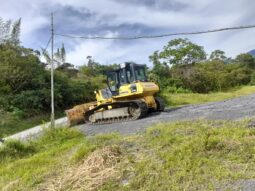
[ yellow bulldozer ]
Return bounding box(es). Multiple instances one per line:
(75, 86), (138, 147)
(66, 62), (165, 126)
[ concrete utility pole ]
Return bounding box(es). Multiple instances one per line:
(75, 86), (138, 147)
(51, 12), (55, 128)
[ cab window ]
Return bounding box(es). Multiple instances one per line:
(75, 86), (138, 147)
(119, 70), (126, 85)
(107, 72), (118, 92)
(135, 67), (146, 81)
(126, 65), (134, 83)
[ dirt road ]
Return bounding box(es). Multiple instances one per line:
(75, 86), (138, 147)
(76, 93), (255, 136)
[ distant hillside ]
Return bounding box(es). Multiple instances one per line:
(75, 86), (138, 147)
(248, 49), (255, 56)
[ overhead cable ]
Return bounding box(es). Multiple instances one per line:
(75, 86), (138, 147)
(55, 24), (255, 40)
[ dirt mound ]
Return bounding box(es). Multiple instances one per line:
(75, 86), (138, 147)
(42, 146), (121, 191)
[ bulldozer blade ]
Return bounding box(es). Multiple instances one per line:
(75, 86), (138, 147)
(65, 101), (97, 126)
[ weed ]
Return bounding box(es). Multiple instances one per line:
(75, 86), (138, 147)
(71, 142), (96, 162)
(0, 140), (36, 162)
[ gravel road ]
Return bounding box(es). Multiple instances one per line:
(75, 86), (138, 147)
(4, 93), (255, 143)
(76, 93), (255, 136)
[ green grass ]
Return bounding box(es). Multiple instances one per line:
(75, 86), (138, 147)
(121, 120), (255, 190)
(0, 128), (120, 191)
(1, 120), (255, 190)
(0, 128), (84, 190)
(162, 85), (255, 106)
(0, 112), (64, 138)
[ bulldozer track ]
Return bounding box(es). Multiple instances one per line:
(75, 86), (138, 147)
(85, 100), (148, 125)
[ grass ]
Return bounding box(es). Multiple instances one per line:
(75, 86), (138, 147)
(118, 120), (255, 191)
(0, 128), (84, 190)
(162, 85), (255, 106)
(0, 112), (64, 138)
(0, 128), (120, 190)
(1, 119), (255, 190)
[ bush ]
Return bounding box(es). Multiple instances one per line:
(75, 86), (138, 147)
(0, 140), (36, 162)
(250, 72), (255, 85)
(11, 107), (25, 119)
(163, 61), (254, 93)
(163, 86), (191, 94)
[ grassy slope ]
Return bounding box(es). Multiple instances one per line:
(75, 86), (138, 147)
(162, 85), (255, 106)
(1, 120), (255, 190)
(0, 112), (64, 138)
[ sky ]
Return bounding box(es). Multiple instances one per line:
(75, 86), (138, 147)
(1, 0), (255, 66)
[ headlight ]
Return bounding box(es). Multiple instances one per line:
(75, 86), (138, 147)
(130, 84), (137, 92)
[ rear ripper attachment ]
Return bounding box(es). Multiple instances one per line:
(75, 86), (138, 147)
(84, 100), (148, 125)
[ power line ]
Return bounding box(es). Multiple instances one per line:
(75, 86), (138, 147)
(55, 24), (255, 40)
(42, 36), (52, 52)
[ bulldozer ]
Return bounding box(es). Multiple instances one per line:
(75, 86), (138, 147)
(66, 62), (165, 126)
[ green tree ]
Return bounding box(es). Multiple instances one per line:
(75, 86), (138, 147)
(54, 43), (66, 66)
(60, 43), (66, 64)
(148, 51), (172, 88)
(42, 43), (66, 68)
(210, 50), (227, 61)
(0, 45), (43, 93)
(157, 38), (206, 65)
(10, 18), (21, 46)
(235, 53), (255, 68)
(56, 63), (78, 78)
(0, 17), (21, 46)
(0, 18), (11, 44)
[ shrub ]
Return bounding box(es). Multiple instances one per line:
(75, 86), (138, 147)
(250, 72), (255, 85)
(166, 61), (254, 93)
(0, 140), (36, 161)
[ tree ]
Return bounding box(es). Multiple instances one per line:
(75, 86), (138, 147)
(0, 18), (98, 116)
(0, 45), (44, 93)
(56, 63), (78, 78)
(210, 50), (227, 61)
(54, 43), (66, 66)
(0, 17), (21, 46)
(60, 43), (66, 64)
(0, 18), (11, 44)
(10, 18), (21, 46)
(42, 43), (66, 68)
(235, 53), (255, 68)
(86, 55), (99, 68)
(149, 51), (170, 86)
(157, 38), (206, 65)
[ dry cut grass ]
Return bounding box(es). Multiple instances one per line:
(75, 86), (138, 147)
(41, 146), (122, 191)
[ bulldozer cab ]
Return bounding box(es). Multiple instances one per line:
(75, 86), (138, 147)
(107, 62), (147, 95)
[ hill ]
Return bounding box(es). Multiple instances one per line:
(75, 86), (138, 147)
(1, 120), (255, 190)
(248, 49), (255, 56)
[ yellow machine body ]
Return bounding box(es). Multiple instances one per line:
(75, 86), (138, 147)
(95, 81), (159, 109)
(66, 62), (165, 126)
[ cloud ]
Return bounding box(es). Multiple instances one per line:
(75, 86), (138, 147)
(0, 0), (49, 47)
(1, 0), (255, 66)
(65, 31), (127, 65)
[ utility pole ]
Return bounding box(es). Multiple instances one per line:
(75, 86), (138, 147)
(51, 13), (55, 128)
